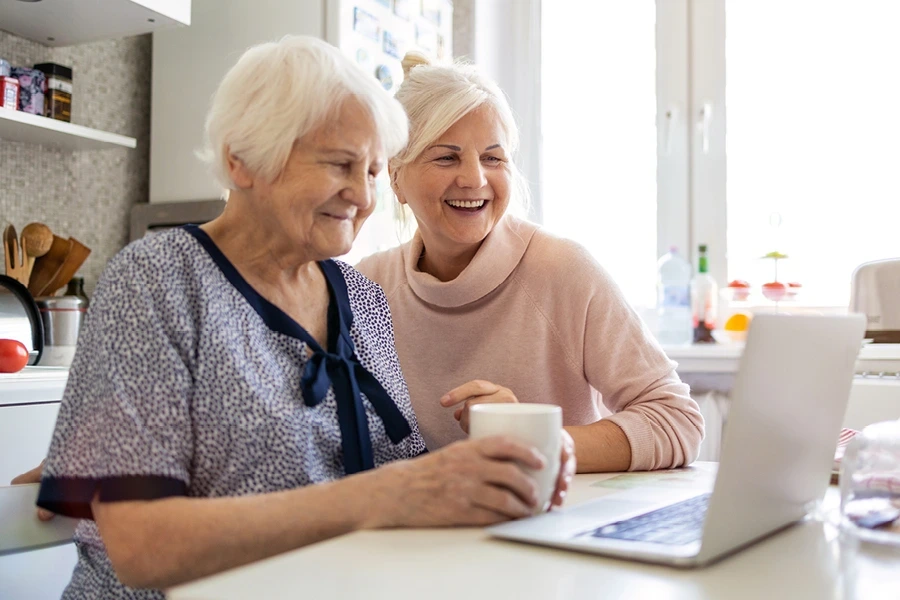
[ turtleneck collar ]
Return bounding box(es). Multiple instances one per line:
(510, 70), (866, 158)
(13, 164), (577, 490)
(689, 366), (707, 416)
(403, 214), (538, 308)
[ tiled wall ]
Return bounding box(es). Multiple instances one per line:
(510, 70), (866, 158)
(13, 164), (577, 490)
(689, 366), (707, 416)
(0, 32), (151, 295)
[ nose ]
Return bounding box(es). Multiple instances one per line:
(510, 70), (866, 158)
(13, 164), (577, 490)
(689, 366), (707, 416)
(456, 158), (487, 189)
(341, 171), (375, 212)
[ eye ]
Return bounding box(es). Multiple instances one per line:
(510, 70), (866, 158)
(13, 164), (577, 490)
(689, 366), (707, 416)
(434, 155), (457, 163)
(482, 155), (503, 164)
(330, 162), (352, 172)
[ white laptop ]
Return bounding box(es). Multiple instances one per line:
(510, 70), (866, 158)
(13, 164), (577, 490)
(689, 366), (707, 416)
(488, 313), (866, 567)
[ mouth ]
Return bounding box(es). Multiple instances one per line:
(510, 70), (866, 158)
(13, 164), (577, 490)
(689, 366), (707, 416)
(444, 199), (489, 213)
(322, 211), (356, 222)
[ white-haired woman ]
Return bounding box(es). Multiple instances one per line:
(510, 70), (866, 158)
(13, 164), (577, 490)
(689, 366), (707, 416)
(34, 37), (569, 599)
(357, 53), (705, 472)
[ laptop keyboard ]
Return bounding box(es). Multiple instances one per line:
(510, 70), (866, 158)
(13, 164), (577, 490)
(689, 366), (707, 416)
(584, 493), (712, 546)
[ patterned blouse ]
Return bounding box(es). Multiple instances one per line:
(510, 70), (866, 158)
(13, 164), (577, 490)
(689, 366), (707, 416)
(37, 226), (426, 599)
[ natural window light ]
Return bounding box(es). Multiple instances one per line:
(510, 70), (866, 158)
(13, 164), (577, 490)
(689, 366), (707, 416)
(541, 1), (658, 308)
(725, 1), (900, 307)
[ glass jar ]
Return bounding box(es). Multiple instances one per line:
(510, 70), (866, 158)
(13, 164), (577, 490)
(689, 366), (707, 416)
(34, 62), (72, 122)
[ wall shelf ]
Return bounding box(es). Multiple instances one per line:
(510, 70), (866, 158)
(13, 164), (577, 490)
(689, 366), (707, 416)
(0, 109), (136, 151)
(0, 0), (190, 47)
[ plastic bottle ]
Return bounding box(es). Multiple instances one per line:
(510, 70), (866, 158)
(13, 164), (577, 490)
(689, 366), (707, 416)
(656, 247), (693, 345)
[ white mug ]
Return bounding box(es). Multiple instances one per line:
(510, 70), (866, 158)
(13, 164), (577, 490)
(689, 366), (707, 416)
(468, 403), (562, 514)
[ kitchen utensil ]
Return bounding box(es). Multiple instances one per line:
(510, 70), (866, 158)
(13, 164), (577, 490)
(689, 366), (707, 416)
(0, 274), (44, 365)
(3, 225), (29, 286)
(20, 222), (54, 284)
(36, 295), (87, 367)
(21, 223), (53, 258)
(41, 237), (91, 297)
(27, 235), (72, 297)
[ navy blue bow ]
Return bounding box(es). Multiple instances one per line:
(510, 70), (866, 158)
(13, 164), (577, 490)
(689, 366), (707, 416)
(299, 261), (412, 475)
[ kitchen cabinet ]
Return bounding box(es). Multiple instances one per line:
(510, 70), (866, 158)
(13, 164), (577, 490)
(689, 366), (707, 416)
(149, 0), (326, 204)
(0, 0), (190, 47)
(0, 367), (75, 600)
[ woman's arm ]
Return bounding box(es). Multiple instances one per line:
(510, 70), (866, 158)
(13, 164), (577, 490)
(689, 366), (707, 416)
(564, 420), (632, 473)
(93, 436), (545, 590)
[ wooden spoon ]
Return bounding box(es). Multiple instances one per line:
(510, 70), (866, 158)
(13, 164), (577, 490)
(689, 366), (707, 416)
(28, 235), (72, 297)
(20, 222), (53, 287)
(3, 224), (28, 285)
(42, 237), (91, 297)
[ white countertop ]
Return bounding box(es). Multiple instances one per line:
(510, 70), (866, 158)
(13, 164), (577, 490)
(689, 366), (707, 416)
(664, 343), (900, 375)
(0, 367), (69, 406)
(167, 466), (896, 600)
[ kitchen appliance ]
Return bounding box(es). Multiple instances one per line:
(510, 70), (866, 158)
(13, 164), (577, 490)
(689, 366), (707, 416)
(35, 296), (87, 367)
(850, 258), (900, 343)
(129, 199), (226, 242)
(0, 274), (43, 365)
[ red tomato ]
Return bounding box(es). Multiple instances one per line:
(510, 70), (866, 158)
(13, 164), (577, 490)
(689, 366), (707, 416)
(728, 279), (751, 288)
(0, 339), (29, 373)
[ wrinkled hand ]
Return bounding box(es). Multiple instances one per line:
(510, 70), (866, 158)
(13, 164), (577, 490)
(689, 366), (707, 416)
(10, 460), (55, 521)
(440, 380), (519, 434)
(550, 430), (576, 509)
(367, 436), (545, 528)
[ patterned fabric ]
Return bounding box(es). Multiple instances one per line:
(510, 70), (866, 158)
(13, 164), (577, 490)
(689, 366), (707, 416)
(37, 226), (425, 599)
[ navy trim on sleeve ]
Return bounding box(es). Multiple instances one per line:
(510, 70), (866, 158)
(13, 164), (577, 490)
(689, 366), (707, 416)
(37, 475), (188, 520)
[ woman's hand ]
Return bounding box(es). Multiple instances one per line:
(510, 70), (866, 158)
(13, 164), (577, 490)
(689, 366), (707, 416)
(440, 380), (519, 433)
(10, 459), (55, 521)
(364, 436), (545, 528)
(550, 430), (576, 509)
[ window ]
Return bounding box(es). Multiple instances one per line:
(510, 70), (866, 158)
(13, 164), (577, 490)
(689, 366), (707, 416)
(538, 0), (897, 310)
(722, 0), (900, 306)
(541, 1), (660, 308)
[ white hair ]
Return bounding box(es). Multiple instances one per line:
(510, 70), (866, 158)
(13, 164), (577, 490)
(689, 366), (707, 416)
(391, 52), (531, 222)
(199, 35), (409, 190)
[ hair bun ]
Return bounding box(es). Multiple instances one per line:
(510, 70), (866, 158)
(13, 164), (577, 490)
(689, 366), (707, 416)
(401, 51), (431, 78)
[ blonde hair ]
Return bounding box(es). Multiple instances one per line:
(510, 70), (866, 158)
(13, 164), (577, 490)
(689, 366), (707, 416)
(199, 36), (409, 191)
(391, 52), (530, 225)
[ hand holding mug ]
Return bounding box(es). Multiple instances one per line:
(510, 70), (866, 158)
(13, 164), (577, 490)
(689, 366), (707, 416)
(469, 403), (566, 514)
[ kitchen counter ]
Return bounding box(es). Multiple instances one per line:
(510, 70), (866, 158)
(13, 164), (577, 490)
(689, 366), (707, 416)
(0, 367), (69, 406)
(663, 342), (900, 375)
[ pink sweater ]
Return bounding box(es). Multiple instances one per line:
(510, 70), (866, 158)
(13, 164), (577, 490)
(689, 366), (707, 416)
(357, 215), (704, 470)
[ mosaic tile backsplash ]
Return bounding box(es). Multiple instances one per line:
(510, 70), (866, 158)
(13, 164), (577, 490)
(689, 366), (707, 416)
(0, 31), (151, 296)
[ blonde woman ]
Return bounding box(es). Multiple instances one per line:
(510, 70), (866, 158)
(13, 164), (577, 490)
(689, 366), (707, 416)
(30, 38), (570, 599)
(357, 53), (704, 472)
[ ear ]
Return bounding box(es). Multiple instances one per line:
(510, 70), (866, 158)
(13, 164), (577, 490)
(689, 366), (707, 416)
(225, 148), (254, 190)
(388, 164), (407, 205)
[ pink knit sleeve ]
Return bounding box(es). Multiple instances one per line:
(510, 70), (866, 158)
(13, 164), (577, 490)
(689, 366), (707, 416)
(572, 247), (705, 470)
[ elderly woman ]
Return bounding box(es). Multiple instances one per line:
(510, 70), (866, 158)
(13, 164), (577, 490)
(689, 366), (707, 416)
(356, 53), (704, 472)
(32, 37), (569, 598)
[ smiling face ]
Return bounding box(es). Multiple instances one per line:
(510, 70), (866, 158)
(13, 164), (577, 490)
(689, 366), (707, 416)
(395, 105), (512, 257)
(240, 98), (385, 261)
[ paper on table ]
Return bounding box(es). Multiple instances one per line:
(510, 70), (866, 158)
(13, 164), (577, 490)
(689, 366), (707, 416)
(590, 463), (718, 491)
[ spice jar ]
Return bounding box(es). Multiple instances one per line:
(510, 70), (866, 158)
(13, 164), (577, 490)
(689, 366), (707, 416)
(10, 67), (45, 115)
(34, 62), (72, 122)
(0, 58), (19, 110)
